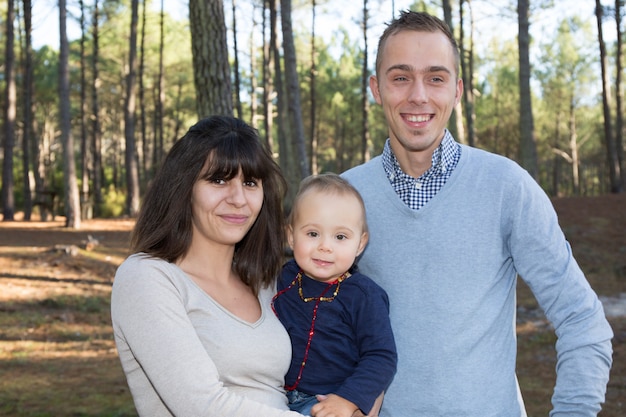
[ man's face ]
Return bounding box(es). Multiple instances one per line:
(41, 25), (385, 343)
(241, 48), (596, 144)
(370, 30), (463, 177)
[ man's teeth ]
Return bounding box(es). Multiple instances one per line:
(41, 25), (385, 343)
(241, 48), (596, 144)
(406, 115), (430, 122)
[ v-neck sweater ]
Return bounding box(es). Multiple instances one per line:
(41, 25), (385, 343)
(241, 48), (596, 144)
(342, 144), (613, 416)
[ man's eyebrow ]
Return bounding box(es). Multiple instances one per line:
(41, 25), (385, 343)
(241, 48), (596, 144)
(385, 64), (413, 75)
(385, 64), (452, 75)
(427, 65), (453, 75)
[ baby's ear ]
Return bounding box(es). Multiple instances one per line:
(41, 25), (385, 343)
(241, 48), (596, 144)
(357, 232), (369, 256)
(286, 225), (295, 249)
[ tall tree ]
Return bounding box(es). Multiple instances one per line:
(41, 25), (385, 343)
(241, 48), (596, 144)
(442, 0), (465, 143)
(232, 0), (243, 118)
(595, 0), (623, 192)
(2, 0), (16, 221)
(79, 0), (90, 219)
(269, 0), (292, 194)
(154, 0), (165, 171)
(459, 0), (476, 147)
(59, 0), (81, 228)
(189, 0), (233, 116)
(517, 0), (538, 179)
(615, 0), (625, 187)
(22, 0), (34, 220)
(262, 0), (275, 149)
(138, 0), (147, 183)
(536, 17), (595, 196)
(124, 0), (141, 216)
(474, 38), (520, 159)
(309, 0), (318, 174)
(91, 0), (103, 217)
(280, 0), (310, 178)
(250, 7), (259, 130)
(360, 0), (371, 163)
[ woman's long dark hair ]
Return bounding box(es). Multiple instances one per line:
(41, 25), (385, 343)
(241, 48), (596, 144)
(131, 115), (287, 294)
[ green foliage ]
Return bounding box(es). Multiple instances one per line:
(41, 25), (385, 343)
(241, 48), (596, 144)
(3, 1), (622, 223)
(101, 185), (126, 218)
(474, 38), (521, 160)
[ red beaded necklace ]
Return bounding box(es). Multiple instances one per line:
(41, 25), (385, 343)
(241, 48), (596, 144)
(271, 269), (349, 391)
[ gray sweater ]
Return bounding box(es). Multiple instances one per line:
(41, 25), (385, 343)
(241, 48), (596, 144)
(111, 254), (304, 417)
(343, 144), (613, 416)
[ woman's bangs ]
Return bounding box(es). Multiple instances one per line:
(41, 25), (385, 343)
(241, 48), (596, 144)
(202, 135), (268, 181)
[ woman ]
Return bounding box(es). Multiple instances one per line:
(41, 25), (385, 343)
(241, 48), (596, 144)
(111, 116), (305, 417)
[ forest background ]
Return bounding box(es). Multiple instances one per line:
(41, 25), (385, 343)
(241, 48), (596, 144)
(0, 0), (625, 228)
(0, 1), (625, 416)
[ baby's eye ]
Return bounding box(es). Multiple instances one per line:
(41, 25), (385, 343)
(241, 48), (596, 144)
(307, 231), (319, 238)
(336, 234), (348, 241)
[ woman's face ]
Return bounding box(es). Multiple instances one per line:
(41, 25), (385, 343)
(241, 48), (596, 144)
(190, 168), (264, 248)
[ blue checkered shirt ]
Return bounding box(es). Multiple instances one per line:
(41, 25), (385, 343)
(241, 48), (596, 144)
(382, 131), (461, 210)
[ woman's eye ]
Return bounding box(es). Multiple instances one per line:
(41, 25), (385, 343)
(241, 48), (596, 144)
(244, 179), (258, 187)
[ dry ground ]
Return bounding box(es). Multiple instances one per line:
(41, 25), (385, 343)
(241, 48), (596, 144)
(0, 193), (624, 416)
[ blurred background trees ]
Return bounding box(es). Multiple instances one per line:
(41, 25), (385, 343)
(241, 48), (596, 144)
(0, 0), (624, 228)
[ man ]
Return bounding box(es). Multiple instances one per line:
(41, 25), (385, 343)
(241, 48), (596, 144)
(342, 10), (612, 416)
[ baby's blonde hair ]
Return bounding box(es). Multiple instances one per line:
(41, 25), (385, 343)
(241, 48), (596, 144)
(289, 173), (369, 235)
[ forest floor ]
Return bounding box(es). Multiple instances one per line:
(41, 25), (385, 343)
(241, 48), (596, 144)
(0, 193), (625, 416)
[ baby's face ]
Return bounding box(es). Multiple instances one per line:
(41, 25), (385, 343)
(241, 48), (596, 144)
(288, 190), (368, 283)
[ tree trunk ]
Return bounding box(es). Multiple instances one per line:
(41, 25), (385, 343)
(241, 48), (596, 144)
(250, 13), (259, 130)
(189, 0), (233, 117)
(442, 0), (465, 144)
(59, 0), (81, 228)
(156, 0), (165, 169)
(269, 0), (292, 194)
(310, 0), (318, 174)
(460, 0), (476, 147)
(517, 0), (538, 180)
(2, 0), (16, 221)
(280, 0), (310, 179)
(79, 0), (91, 220)
(595, 0), (623, 192)
(138, 0), (147, 185)
(91, 0), (103, 217)
(569, 97), (580, 195)
(22, 0), (34, 220)
(615, 0), (625, 187)
(232, 0), (243, 118)
(124, 0), (141, 217)
(262, 0), (275, 151)
(360, 0), (371, 164)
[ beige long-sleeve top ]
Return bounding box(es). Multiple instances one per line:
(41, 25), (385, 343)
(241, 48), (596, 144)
(111, 253), (304, 417)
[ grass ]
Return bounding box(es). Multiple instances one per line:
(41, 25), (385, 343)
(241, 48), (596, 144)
(0, 196), (624, 416)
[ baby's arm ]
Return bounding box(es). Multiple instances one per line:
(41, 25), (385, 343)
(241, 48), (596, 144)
(312, 392), (383, 417)
(310, 393), (358, 417)
(364, 392), (383, 417)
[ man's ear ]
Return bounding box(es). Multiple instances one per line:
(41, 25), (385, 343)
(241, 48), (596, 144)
(369, 75), (382, 105)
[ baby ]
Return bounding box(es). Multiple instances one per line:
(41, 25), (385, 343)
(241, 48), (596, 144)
(272, 173), (397, 417)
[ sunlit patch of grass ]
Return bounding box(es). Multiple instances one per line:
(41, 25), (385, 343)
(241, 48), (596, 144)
(0, 341), (136, 416)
